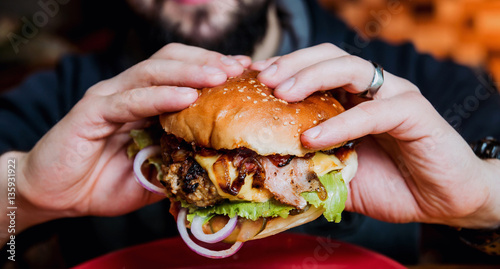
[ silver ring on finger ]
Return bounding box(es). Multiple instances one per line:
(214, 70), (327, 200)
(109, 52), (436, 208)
(358, 61), (384, 99)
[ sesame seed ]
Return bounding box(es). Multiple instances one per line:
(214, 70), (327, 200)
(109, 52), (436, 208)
(298, 128), (302, 133)
(223, 88), (228, 91)
(313, 120), (318, 125)
(247, 96), (251, 100)
(273, 116), (279, 120)
(249, 80), (256, 84)
(263, 99), (268, 102)
(253, 100), (258, 104)
(296, 109), (300, 114)
(223, 92), (227, 94)
(239, 89), (244, 92)
(290, 121), (296, 125)
(261, 83), (266, 86)
(320, 97), (326, 101)
(318, 114), (322, 118)
(283, 122), (289, 126)
(261, 93), (267, 97)
(324, 93), (328, 97)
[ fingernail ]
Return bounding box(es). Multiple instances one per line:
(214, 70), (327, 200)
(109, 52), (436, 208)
(276, 77), (295, 93)
(203, 65), (224, 75)
(303, 126), (322, 139)
(221, 56), (238, 66)
(260, 64), (277, 77)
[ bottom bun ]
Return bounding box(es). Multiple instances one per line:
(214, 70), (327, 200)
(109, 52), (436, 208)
(252, 205), (324, 240)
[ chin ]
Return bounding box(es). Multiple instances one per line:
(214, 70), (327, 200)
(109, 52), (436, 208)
(128, 0), (268, 45)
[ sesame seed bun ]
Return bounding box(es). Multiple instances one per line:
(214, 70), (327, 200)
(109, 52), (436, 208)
(159, 70), (346, 156)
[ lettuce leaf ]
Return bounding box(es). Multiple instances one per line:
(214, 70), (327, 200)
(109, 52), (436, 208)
(127, 129), (154, 158)
(301, 171), (347, 223)
(184, 200), (294, 223)
(127, 128), (164, 180)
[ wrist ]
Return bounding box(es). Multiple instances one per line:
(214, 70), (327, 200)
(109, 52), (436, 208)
(447, 158), (500, 230)
(0, 151), (60, 246)
(474, 158), (500, 229)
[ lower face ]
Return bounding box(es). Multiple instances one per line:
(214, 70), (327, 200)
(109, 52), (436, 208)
(127, 0), (269, 46)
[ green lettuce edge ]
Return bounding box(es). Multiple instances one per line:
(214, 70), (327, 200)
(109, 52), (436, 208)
(301, 171), (347, 223)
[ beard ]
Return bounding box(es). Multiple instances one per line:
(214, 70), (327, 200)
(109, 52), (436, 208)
(129, 0), (272, 57)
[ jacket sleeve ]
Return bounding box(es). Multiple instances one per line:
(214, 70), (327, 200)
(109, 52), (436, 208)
(0, 54), (113, 154)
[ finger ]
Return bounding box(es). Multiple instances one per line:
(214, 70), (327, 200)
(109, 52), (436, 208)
(257, 43), (349, 88)
(151, 43), (246, 77)
(92, 59), (228, 96)
(115, 119), (150, 134)
(230, 55), (252, 68)
(300, 92), (444, 149)
(250, 56), (279, 71)
(272, 56), (419, 102)
(98, 85), (198, 124)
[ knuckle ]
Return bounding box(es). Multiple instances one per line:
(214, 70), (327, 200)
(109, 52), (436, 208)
(160, 42), (183, 55)
(318, 42), (336, 51)
(355, 100), (378, 117)
(85, 80), (108, 96)
(402, 91), (425, 104)
(348, 55), (364, 64)
(317, 42), (348, 56)
(406, 80), (421, 93)
(136, 59), (159, 82)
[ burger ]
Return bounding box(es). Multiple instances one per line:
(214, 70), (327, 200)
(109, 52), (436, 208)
(130, 70), (358, 258)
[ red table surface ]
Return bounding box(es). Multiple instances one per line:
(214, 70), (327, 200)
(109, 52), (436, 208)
(72, 232), (406, 269)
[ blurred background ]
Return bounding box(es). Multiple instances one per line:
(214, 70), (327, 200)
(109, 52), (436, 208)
(321, 0), (500, 84)
(2, 0), (500, 92)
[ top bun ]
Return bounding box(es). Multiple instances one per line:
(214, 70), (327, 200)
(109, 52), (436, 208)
(160, 70), (345, 156)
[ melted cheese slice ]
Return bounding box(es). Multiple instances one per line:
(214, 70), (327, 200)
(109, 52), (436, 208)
(311, 152), (345, 176)
(195, 154), (273, 202)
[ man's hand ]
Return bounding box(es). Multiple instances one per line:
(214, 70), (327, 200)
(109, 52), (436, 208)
(0, 43), (251, 241)
(253, 43), (500, 229)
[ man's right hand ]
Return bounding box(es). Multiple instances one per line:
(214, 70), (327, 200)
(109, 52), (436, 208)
(0, 43), (250, 244)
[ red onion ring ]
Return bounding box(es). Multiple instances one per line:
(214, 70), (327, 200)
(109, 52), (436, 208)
(191, 214), (238, 243)
(177, 208), (244, 259)
(133, 145), (166, 195)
